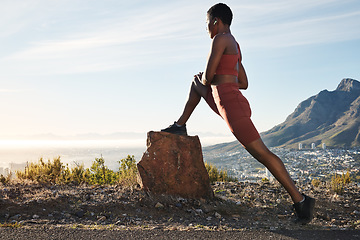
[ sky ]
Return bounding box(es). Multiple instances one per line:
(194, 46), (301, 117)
(1, 0), (360, 143)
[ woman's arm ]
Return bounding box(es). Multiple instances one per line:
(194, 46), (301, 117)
(238, 63), (248, 89)
(201, 35), (226, 85)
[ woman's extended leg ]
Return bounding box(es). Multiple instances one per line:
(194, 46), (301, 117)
(244, 138), (304, 203)
(161, 75), (210, 135)
(176, 75), (209, 125)
(245, 138), (315, 224)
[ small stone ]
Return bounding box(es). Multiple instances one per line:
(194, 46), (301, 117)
(9, 214), (21, 221)
(175, 203), (182, 208)
(32, 214), (40, 219)
(195, 209), (203, 214)
(215, 212), (221, 219)
(186, 209), (193, 214)
(206, 217), (212, 221)
(75, 211), (85, 218)
(155, 202), (164, 208)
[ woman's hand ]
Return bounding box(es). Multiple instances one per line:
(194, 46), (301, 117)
(194, 72), (205, 85)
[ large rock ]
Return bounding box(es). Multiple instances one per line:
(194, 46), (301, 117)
(137, 131), (214, 199)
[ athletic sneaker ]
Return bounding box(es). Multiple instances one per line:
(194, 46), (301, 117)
(293, 194), (315, 224)
(161, 122), (187, 136)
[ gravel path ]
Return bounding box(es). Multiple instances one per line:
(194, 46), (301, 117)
(0, 228), (359, 240)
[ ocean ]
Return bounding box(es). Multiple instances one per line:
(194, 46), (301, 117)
(0, 139), (146, 172)
(0, 135), (235, 173)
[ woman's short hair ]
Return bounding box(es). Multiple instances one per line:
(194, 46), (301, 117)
(207, 3), (233, 26)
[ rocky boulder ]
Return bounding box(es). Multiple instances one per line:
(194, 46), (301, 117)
(137, 131), (214, 199)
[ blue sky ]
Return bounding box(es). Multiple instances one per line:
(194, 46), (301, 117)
(0, 0), (359, 141)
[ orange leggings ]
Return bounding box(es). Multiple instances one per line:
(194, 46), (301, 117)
(205, 82), (260, 146)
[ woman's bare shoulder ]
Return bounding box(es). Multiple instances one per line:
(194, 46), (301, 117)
(213, 34), (238, 54)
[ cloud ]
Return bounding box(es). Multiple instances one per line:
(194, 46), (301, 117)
(0, 1), (207, 75)
(1, 0), (359, 76)
(238, 9), (360, 49)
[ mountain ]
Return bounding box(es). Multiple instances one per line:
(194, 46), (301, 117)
(261, 78), (360, 148)
(205, 78), (360, 150)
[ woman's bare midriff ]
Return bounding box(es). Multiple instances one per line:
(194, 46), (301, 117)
(211, 75), (238, 86)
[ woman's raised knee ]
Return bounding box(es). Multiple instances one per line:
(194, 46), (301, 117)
(191, 75), (208, 99)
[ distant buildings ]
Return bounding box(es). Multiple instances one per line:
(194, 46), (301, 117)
(204, 145), (360, 183)
(298, 142), (326, 150)
(0, 162), (26, 177)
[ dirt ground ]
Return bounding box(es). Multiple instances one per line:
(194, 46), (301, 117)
(0, 181), (359, 231)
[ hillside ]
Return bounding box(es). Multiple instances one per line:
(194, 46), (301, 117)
(0, 182), (359, 231)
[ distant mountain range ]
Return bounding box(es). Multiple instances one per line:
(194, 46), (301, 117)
(0, 131), (230, 141)
(0, 132), (147, 140)
(206, 78), (360, 150)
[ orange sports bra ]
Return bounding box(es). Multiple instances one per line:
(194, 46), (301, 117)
(215, 43), (241, 76)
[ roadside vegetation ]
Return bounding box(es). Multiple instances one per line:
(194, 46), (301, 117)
(329, 171), (351, 194)
(205, 162), (237, 183)
(2, 157), (354, 195)
(13, 155), (138, 187)
(0, 157), (236, 186)
(311, 170), (352, 194)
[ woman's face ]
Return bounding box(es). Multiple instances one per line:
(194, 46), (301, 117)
(206, 14), (217, 39)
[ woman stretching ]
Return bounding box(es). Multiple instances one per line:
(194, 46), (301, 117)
(162, 3), (315, 224)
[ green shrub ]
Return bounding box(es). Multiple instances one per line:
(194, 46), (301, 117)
(58, 163), (90, 185)
(87, 157), (119, 185)
(16, 157), (64, 184)
(0, 173), (11, 185)
(15, 156), (138, 186)
(311, 179), (321, 188)
(330, 171), (351, 194)
(205, 162), (237, 183)
(118, 155), (138, 187)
